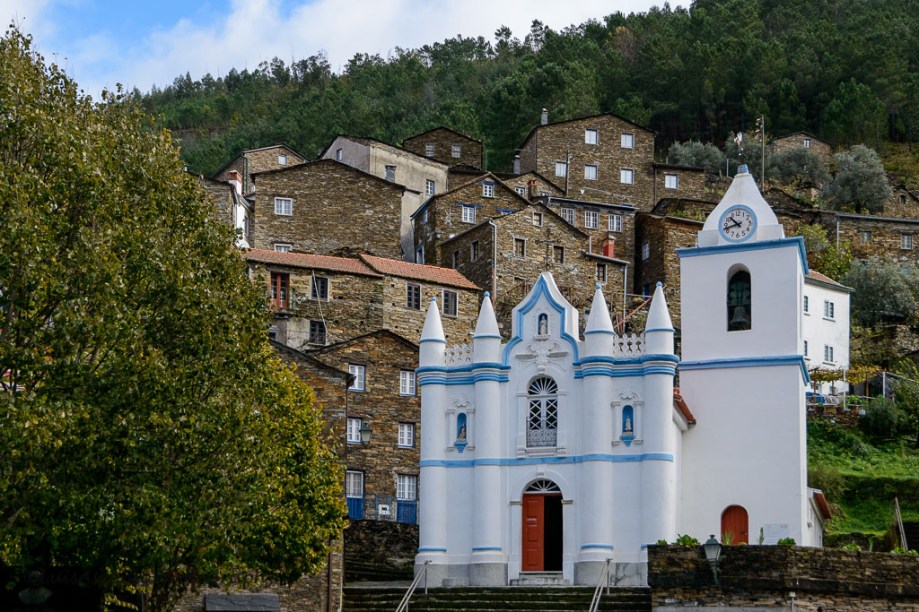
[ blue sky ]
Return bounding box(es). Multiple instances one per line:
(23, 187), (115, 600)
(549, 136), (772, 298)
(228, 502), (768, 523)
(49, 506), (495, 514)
(1, 0), (688, 99)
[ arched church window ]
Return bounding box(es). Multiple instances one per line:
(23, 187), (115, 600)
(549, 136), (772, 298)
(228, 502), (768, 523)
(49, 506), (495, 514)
(727, 269), (752, 331)
(525, 479), (561, 494)
(527, 376), (558, 447)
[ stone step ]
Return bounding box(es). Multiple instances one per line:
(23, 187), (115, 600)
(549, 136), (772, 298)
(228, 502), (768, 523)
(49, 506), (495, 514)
(342, 586), (651, 612)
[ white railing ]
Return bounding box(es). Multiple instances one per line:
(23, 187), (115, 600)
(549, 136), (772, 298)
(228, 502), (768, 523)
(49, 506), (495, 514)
(445, 344), (472, 366)
(395, 560), (431, 612)
(588, 557), (614, 612)
(611, 333), (645, 357)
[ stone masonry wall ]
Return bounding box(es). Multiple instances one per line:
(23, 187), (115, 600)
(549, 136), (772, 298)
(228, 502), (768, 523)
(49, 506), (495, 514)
(518, 114), (656, 210)
(636, 214), (701, 327)
(344, 521), (419, 581)
(215, 145), (306, 195)
(539, 198), (638, 269)
(380, 277), (478, 345)
(652, 165), (712, 205)
(649, 544), (919, 611)
(414, 176), (528, 266)
(443, 223), (496, 300)
(499, 172), (564, 199)
(772, 134), (833, 168)
(403, 128), (482, 169)
(252, 160), (404, 260)
(836, 216), (919, 266)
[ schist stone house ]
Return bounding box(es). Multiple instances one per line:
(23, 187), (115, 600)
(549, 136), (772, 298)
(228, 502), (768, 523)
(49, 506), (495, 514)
(414, 167), (828, 588)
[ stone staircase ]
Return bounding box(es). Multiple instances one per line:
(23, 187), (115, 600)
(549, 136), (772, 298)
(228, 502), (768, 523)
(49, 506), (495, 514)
(342, 585), (651, 611)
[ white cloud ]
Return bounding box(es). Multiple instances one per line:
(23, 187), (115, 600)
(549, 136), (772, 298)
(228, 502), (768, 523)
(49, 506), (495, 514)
(4, 0), (689, 98)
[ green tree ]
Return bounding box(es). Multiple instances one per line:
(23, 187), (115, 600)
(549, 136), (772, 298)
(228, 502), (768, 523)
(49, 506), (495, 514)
(0, 27), (344, 610)
(822, 145), (892, 214)
(891, 362), (919, 447)
(666, 140), (726, 173)
(790, 224), (852, 281)
(772, 146), (830, 187)
(843, 258), (917, 327)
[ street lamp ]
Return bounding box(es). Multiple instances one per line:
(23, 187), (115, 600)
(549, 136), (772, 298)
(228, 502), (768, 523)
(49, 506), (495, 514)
(703, 535), (723, 585)
(359, 422), (372, 444)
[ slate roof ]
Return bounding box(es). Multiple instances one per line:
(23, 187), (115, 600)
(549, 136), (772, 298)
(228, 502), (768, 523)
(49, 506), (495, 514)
(244, 249), (383, 277)
(360, 254), (479, 290)
(403, 126), (482, 145)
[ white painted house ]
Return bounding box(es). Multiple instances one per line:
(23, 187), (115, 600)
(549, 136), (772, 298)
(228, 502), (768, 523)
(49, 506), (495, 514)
(415, 167), (829, 588)
(802, 270), (852, 397)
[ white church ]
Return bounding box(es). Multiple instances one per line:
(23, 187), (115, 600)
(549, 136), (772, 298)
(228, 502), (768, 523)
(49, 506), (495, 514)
(414, 167), (832, 587)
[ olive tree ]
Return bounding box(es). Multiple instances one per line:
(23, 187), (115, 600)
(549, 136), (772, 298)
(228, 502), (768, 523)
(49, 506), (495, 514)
(822, 145), (892, 213)
(0, 27), (344, 610)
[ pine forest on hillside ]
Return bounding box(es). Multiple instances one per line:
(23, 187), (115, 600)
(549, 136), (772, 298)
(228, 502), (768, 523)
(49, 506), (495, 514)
(137, 0), (919, 177)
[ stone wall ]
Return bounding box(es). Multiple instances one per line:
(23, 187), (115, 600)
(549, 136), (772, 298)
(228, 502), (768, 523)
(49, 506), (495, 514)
(836, 215), (919, 266)
(518, 113), (657, 210)
(771, 134), (833, 168)
(497, 172), (564, 199)
(252, 160), (404, 260)
(344, 520), (419, 581)
(538, 196), (638, 269)
(403, 128), (482, 169)
(636, 214), (701, 325)
(215, 145), (306, 195)
(648, 544), (919, 611)
(652, 164), (713, 205)
(379, 276), (478, 345)
(442, 223), (496, 299)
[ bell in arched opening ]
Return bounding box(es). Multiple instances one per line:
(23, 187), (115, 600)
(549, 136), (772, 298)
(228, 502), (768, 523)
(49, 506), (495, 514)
(727, 270), (752, 331)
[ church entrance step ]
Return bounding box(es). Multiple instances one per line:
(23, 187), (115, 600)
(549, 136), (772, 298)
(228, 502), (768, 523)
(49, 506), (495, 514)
(510, 571), (569, 586)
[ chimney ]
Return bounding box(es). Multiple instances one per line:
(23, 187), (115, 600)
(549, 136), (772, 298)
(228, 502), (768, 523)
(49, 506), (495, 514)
(528, 179), (538, 199)
(513, 155), (521, 175)
(603, 237), (615, 259)
(227, 170), (242, 195)
(540, 108), (549, 125)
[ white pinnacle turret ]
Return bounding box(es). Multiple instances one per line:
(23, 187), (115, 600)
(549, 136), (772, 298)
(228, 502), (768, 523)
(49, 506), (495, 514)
(644, 282), (674, 355)
(420, 296), (446, 366)
(473, 292), (502, 363)
(584, 284), (615, 357)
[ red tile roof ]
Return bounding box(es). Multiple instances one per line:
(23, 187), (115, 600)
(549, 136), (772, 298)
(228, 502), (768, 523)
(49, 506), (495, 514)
(806, 270), (846, 288)
(360, 254), (480, 290)
(244, 249), (382, 277)
(673, 389), (697, 425)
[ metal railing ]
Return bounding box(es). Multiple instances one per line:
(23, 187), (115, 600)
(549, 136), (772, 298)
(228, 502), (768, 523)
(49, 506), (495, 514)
(346, 495), (418, 524)
(588, 557), (614, 612)
(395, 560), (430, 612)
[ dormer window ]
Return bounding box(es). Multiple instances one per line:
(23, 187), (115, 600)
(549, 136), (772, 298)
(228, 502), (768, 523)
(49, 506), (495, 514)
(278, 153), (288, 165)
(727, 269), (752, 331)
(425, 143), (435, 157)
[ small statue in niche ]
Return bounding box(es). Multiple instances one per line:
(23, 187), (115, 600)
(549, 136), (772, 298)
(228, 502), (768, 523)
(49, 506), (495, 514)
(456, 414), (467, 441)
(624, 417), (633, 434)
(537, 313), (548, 336)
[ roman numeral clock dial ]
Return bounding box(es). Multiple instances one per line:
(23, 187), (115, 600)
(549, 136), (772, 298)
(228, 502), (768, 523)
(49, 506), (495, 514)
(718, 205), (756, 242)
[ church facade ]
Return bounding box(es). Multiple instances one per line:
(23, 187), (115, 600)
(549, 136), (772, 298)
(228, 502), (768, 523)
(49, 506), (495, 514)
(415, 168), (826, 587)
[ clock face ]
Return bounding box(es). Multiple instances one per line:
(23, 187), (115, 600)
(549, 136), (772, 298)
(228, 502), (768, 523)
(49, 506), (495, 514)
(719, 205), (756, 242)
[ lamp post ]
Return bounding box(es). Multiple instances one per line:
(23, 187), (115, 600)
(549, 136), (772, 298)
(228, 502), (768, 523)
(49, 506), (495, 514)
(703, 535), (723, 586)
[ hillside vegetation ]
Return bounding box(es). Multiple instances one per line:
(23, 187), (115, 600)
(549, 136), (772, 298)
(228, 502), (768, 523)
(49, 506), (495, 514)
(137, 0), (919, 176)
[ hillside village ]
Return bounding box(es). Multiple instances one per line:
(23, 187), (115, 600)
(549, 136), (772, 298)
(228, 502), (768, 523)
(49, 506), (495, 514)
(192, 108), (919, 606)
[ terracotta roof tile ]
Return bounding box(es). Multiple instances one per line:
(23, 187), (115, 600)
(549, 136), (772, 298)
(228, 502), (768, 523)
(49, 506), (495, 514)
(806, 270), (846, 288)
(360, 254), (479, 290)
(244, 249), (382, 277)
(673, 389), (696, 425)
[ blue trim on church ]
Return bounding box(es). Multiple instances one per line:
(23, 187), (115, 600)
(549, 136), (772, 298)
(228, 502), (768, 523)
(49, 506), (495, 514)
(680, 354), (810, 384)
(676, 236), (809, 274)
(420, 453), (674, 468)
(501, 275), (581, 366)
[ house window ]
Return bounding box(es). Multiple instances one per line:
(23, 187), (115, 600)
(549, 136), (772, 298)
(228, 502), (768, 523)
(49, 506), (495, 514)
(385, 165), (396, 182)
(527, 376), (558, 448)
(482, 182), (494, 197)
(400, 371), (416, 396)
(398, 422), (415, 447)
(804, 340), (809, 357)
(461, 205), (476, 223)
(823, 300), (835, 320)
(597, 263), (608, 283)
(345, 470), (363, 496)
(803, 295), (809, 313)
(561, 207), (575, 225)
(335, 148), (343, 161)
(727, 269), (752, 331)
(470, 241), (480, 261)
(308, 320), (326, 344)
(803, 138), (811, 149)
(641, 241), (650, 260)
(274, 197), (293, 216)
(609, 214), (622, 232)
(274, 243), (292, 253)
(584, 210), (599, 229)
(406, 283), (421, 310)
(664, 174), (679, 189)
(270, 272), (289, 309)
(451, 144), (461, 158)
(452, 250), (459, 269)
(533, 212), (543, 227)
(425, 143), (435, 157)
(397, 474), (418, 501)
(514, 238), (526, 257)
(553, 246), (564, 263)
(584, 164), (598, 180)
(621, 133), (634, 149)
(620, 168), (634, 184)
(539, 191), (549, 196)
(346, 418), (363, 444)
(442, 290), (458, 317)
(310, 275), (329, 300)
(859, 230), (871, 244)
(349, 364), (366, 391)
(902, 234), (914, 250)
(278, 153), (288, 165)
(823, 345), (834, 363)
(585, 128), (598, 144)
(555, 161), (568, 177)
(425, 179), (435, 196)
(900, 194), (907, 206)
(515, 186), (527, 197)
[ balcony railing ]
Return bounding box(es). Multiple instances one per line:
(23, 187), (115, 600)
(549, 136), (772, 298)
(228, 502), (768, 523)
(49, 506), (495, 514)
(346, 495), (418, 525)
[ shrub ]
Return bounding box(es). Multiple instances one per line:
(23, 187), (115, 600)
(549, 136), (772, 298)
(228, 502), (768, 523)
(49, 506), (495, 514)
(777, 537), (796, 546)
(860, 397), (900, 440)
(674, 534), (700, 546)
(808, 464), (848, 500)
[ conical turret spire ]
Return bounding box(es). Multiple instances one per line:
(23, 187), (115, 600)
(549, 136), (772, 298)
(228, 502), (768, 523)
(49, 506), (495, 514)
(585, 284), (614, 334)
(474, 292), (500, 338)
(421, 296), (446, 343)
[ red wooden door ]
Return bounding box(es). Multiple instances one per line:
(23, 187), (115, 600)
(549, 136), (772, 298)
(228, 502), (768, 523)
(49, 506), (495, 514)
(522, 494), (544, 571)
(721, 505), (749, 544)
